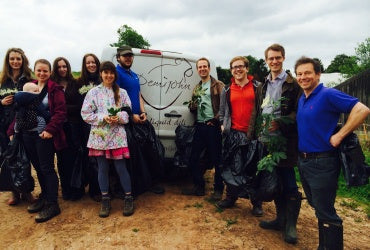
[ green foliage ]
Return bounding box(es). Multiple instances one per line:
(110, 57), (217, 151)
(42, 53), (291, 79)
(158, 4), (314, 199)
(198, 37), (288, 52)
(183, 84), (208, 117)
(107, 107), (121, 116)
(192, 202), (203, 208)
(355, 37), (370, 73)
(224, 217), (238, 227)
(256, 97), (292, 172)
(340, 200), (360, 211)
(313, 58), (325, 72)
(325, 37), (369, 78)
(216, 55), (268, 84)
(72, 72), (81, 78)
(132, 228), (139, 233)
(0, 88), (17, 98)
(110, 24), (151, 49)
(78, 85), (94, 95)
(326, 54), (357, 73)
(216, 66), (232, 85)
(246, 55), (269, 81)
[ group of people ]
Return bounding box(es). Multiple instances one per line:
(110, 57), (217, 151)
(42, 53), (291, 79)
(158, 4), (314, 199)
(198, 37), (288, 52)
(0, 46), (164, 223)
(0, 44), (369, 248)
(182, 44), (369, 249)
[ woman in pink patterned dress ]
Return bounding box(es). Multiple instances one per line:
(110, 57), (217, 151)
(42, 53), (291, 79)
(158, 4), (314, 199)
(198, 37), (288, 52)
(81, 61), (134, 218)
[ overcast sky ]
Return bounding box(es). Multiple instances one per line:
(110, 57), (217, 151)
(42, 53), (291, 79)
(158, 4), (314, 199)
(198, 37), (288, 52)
(1, 0), (369, 73)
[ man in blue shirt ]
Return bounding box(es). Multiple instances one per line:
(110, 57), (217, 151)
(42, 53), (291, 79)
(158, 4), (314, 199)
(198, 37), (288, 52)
(295, 56), (369, 250)
(116, 45), (146, 123)
(116, 45), (165, 195)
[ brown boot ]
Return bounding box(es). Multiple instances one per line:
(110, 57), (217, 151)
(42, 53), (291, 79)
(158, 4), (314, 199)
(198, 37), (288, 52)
(99, 196), (111, 218)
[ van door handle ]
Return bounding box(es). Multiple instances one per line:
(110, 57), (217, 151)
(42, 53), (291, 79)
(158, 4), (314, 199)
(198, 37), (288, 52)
(164, 111), (182, 118)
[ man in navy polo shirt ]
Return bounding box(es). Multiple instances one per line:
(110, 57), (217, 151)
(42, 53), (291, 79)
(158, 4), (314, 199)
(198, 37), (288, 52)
(116, 45), (146, 123)
(116, 45), (165, 195)
(295, 56), (369, 250)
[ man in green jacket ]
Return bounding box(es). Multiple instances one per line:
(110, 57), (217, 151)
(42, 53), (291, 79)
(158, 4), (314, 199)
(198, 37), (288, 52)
(257, 44), (302, 244)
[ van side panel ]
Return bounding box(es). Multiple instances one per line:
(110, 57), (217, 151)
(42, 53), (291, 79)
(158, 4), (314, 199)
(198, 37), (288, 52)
(101, 47), (218, 159)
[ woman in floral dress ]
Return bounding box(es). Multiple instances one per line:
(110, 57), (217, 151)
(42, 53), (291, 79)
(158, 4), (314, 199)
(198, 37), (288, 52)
(81, 61), (134, 217)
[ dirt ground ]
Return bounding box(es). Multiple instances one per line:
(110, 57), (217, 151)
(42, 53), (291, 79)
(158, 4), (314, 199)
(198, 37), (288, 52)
(0, 169), (369, 250)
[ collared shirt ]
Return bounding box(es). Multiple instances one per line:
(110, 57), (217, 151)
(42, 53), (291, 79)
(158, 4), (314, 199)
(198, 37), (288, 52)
(262, 70), (287, 116)
(196, 80), (214, 122)
(297, 83), (358, 153)
(116, 64), (141, 114)
(230, 75), (255, 133)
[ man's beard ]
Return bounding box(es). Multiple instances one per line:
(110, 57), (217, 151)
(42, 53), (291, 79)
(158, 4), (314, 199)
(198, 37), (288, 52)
(121, 62), (132, 69)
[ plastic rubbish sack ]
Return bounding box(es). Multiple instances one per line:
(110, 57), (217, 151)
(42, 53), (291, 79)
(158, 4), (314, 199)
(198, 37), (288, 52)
(339, 132), (369, 187)
(1, 134), (34, 193)
(251, 167), (280, 202)
(221, 130), (260, 187)
(173, 125), (195, 168)
(133, 121), (165, 179)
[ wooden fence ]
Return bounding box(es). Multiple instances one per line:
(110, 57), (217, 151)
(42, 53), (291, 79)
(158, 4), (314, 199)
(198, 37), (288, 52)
(334, 69), (370, 139)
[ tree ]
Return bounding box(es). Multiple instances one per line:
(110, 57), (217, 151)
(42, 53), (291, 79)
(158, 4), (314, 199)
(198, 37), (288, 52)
(313, 58), (325, 72)
(326, 54), (356, 73)
(246, 55), (269, 81)
(355, 37), (370, 73)
(110, 24), (151, 49)
(216, 55), (269, 84)
(216, 66), (232, 85)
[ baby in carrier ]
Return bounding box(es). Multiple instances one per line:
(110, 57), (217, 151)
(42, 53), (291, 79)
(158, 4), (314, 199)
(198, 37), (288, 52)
(14, 82), (50, 134)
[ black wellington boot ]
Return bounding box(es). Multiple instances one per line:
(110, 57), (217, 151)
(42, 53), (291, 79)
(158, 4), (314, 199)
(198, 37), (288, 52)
(259, 195), (286, 231)
(284, 192), (302, 244)
(322, 222), (343, 250)
(317, 220), (325, 250)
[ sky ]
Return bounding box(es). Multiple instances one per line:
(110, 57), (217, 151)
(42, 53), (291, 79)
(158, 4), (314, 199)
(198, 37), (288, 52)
(0, 0), (369, 73)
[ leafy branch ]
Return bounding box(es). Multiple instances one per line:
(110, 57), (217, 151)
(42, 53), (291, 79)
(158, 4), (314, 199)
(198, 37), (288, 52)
(183, 84), (208, 117)
(107, 107), (121, 116)
(0, 88), (18, 98)
(256, 96), (293, 173)
(78, 85), (94, 95)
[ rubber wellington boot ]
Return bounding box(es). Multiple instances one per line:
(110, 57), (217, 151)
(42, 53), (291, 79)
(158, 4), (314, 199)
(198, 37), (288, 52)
(284, 192), (302, 244)
(317, 220), (325, 250)
(259, 196), (286, 231)
(322, 222), (343, 250)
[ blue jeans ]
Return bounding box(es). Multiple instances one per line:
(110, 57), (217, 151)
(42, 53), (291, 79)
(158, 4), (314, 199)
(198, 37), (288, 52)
(96, 157), (131, 194)
(298, 156), (342, 224)
(189, 123), (223, 191)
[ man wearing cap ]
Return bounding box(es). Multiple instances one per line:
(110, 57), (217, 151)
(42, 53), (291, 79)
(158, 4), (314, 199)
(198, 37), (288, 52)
(116, 45), (165, 195)
(116, 45), (146, 124)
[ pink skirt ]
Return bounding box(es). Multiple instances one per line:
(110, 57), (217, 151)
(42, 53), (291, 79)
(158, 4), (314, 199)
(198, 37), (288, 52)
(88, 147), (130, 160)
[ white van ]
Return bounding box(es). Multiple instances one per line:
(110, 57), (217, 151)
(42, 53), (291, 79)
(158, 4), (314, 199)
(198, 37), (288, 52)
(101, 47), (218, 160)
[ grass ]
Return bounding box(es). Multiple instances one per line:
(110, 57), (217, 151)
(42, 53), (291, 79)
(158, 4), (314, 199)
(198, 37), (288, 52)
(224, 217), (238, 227)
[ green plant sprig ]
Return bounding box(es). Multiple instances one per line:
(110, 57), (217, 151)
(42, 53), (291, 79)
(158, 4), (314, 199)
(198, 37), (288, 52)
(107, 107), (121, 116)
(183, 84), (208, 117)
(256, 96), (293, 173)
(0, 88), (18, 98)
(78, 85), (94, 95)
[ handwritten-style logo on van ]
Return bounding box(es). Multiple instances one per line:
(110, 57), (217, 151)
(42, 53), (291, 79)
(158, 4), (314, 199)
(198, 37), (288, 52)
(138, 58), (194, 110)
